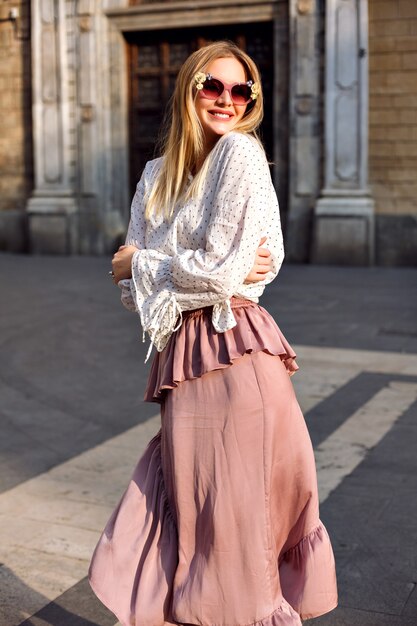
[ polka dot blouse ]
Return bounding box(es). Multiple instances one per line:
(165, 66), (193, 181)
(118, 131), (285, 359)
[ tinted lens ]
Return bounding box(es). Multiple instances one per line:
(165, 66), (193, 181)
(231, 84), (252, 104)
(201, 78), (223, 100)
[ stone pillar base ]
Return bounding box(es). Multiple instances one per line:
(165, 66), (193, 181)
(0, 210), (28, 253)
(27, 197), (78, 255)
(312, 195), (375, 265)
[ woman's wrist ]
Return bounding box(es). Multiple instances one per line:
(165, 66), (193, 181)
(112, 245), (139, 282)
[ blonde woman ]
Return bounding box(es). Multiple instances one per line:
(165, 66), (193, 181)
(88, 41), (338, 626)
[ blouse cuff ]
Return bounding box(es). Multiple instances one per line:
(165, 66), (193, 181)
(212, 300), (237, 333)
(130, 250), (182, 361)
(118, 278), (136, 312)
(131, 248), (173, 297)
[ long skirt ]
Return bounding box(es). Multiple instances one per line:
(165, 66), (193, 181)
(88, 299), (338, 626)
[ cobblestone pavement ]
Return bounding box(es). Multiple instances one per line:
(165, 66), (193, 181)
(1, 253), (416, 626)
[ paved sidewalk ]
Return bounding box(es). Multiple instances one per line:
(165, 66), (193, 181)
(0, 253), (416, 625)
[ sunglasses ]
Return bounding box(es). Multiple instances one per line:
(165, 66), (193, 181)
(195, 73), (258, 105)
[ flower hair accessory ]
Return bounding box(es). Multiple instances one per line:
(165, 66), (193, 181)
(250, 82), (260, 100)
(194, 72), (207, 90)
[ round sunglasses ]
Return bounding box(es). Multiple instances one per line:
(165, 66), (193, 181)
(196, 73), (256, 105)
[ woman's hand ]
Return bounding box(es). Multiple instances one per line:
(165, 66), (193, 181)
(112, 244), (139, 283)
(244, 237), (273, 284)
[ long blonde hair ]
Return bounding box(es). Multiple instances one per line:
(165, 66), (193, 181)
(145, 41), (264, 219)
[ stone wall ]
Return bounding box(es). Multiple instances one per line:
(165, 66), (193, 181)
(1, 0), (416, 263)
(369, 0), (417, 264)
(0, 0), (32, 250)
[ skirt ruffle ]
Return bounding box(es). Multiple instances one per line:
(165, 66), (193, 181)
(89, 430), (337, 626)
(279, 522), (339, 620)
(145, 298), (299, 403)
(88, 432), (179, 626)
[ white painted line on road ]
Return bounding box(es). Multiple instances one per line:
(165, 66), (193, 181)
(294, 345), (417, 377)
(315, 381), (417, 503)
(0, 414), (161, 626)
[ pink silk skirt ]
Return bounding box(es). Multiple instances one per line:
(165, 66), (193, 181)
(88, 299), (338, 626)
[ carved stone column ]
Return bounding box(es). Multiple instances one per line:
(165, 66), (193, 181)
(27, 0), (78, 254)
(313, 0), (375, 264)
(76, 0), (129, 254)
(27, 0), (129, 254)
(286, 0), (321, 262)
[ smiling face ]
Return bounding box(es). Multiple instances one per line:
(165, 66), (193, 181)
(194, 56), (248, 150)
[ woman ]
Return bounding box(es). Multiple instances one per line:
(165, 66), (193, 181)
(88, 41), (338, 626)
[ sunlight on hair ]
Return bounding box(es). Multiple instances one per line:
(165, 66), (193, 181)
(145, 40), (264, 220)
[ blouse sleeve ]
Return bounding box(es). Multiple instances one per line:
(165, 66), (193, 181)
(117, 164), (150, 312)
(130, 133), (284, 355)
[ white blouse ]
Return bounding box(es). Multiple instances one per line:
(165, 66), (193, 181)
(119, 131), (285, 360)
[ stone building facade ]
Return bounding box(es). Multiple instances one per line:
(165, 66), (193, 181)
(368, 0), (417, 265)
(0, 0), (416, 264)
